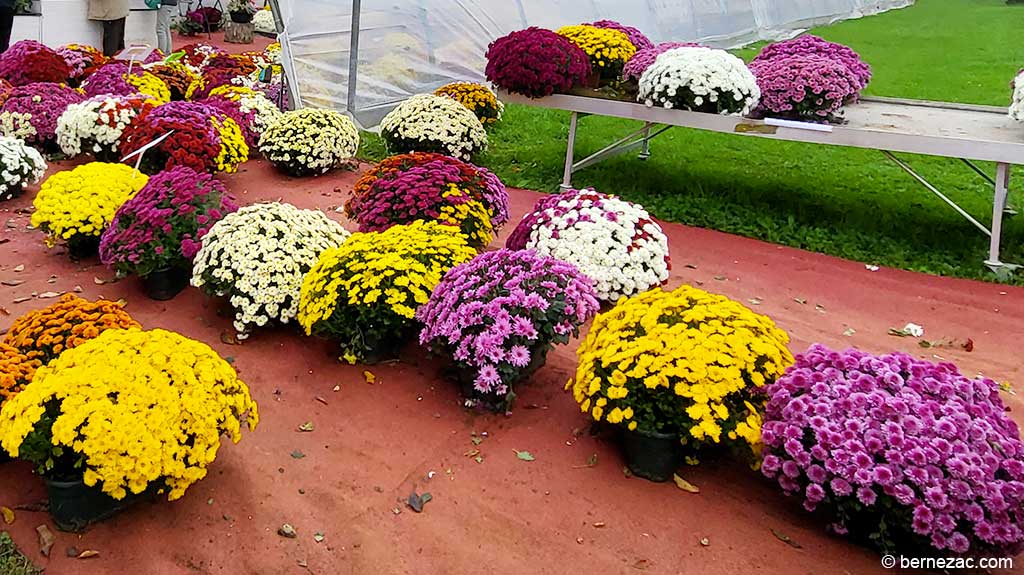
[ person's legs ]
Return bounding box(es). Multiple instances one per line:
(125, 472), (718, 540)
(0, 7), (14, 54)
(111, 17), (126, 53)
(101, 20), (117, 56)
(156, 5), (173, 55)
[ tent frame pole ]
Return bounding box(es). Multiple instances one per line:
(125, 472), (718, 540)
(347, 0), (361, 114)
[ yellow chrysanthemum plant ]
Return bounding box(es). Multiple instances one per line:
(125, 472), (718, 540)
(30, 162), (148, 258)
(0, 328), (258, 506)
(433, 82), (504, 127)
(556, 25), (637, 81)
(298, 220), (476, 364)
(567, 285), (794, 463)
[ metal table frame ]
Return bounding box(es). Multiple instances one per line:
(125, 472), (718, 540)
(499, 91), (1021, 274)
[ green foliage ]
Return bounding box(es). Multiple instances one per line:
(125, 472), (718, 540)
(0, 533), (40, 575)
(361, 0), (1024, 284)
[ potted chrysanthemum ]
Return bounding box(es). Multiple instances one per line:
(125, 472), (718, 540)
(0, 328), (258, 531)
(228, 0), (256, 23)
(100, 167), (238, 300)
(191, 203), (351, 339)
(298, 220), (475, 364)
(31, 163), (148, 260)
(0, 135), (45, 201)
(567, 286), (793, 481)
(418, 249), (600, 411)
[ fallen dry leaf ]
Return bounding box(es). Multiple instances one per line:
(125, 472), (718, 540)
(793, 297), (807, 305)
(12, 296), (31, 303)
(363, 370), (376, 384)
(13, 264), (24, 272)
(0, 279), (23, 286)
(1, 506), (13, 524)
(0, 307), (8, 316)
(220, 331), (240, 345)
(298, 421), (314, 432)
(46, 275), (57, 284)
(699, 537), (710, 547)
(963, 338), (974, 352)
(842, 327), (856, 337)
(673, 474), (700, 493)
(93, 277), (107, 285)
(632, 559), (651, 570)
(315, 396), (328, 406)
(37, 291), (62, 299)
(36, 524), (55, 556)
(771, 528), (802, 549)
(77, 550), (100, 559)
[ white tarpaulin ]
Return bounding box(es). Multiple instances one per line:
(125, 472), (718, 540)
(274, 0), (913, 127)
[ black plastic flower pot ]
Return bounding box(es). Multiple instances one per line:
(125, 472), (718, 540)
(621, 427), (681, 482)
(0, 450), (11, 464)
(142, 266), (191, 301)
(46, 479), (147, 532)
(66, 235), (100, 261)
(230, 11), (253, 23)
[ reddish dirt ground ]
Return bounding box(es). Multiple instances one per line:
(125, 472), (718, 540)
(1, 30), (1023, 575)
(1, 155), (1023, 575)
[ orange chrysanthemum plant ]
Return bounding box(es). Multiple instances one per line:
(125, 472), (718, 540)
(0, 343), (38, 404)
(3, 294), (140, 365)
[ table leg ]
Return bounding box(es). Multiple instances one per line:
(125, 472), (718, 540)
(561, 111), (578, 191)
(985, 162), (1011, 269)
(639, 124), (651, 160)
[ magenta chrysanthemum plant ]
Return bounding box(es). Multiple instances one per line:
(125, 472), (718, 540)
(100, 166), (238, 278)
(418, 249), (600, 409)
(0, 83), (86, 149)
(749, 54), (861, 122)
(761, 344), (1024, 557)
(201, 94), (258, 149)
(0, 40), (71, 86)
(485, 27), (591, 98)
(752, 34), (871, 92)
(584, 20), (653, 51)
(622, 42), (701, 82)
(80, 62), (143, 98)
(345, 152), (509, 250)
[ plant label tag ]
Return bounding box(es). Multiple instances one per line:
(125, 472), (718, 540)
(121, 130), (175, 177)
(764, 118), (834, 133)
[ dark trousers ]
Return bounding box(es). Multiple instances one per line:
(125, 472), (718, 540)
(0, 7), (14, 54)
(100, 17), (126, 57)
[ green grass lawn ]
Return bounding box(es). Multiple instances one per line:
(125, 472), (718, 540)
(360, 0), (1024, 284)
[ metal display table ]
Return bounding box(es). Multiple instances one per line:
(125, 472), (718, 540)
(498, 91), (1023, 273)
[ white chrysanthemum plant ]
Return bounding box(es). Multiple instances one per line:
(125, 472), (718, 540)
(0, 135), (46, 201)
(638, 46), (760, 116)
(1010, 70), (1024, 122)
(258, 108), (359, 177)
(253, 9), (276, 34)
(191, 203), (351, 338)
(241, 91), (282, 135)
(505, 188), (671, 303)
(379, 93), (488, 160)
(55, 95), (148, 160)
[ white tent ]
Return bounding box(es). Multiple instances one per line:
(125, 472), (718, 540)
(273, 0), (912, 128)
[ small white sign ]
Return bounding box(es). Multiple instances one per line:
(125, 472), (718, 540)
(122, 130), (175, 177)
(764, 117), (834, 133)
